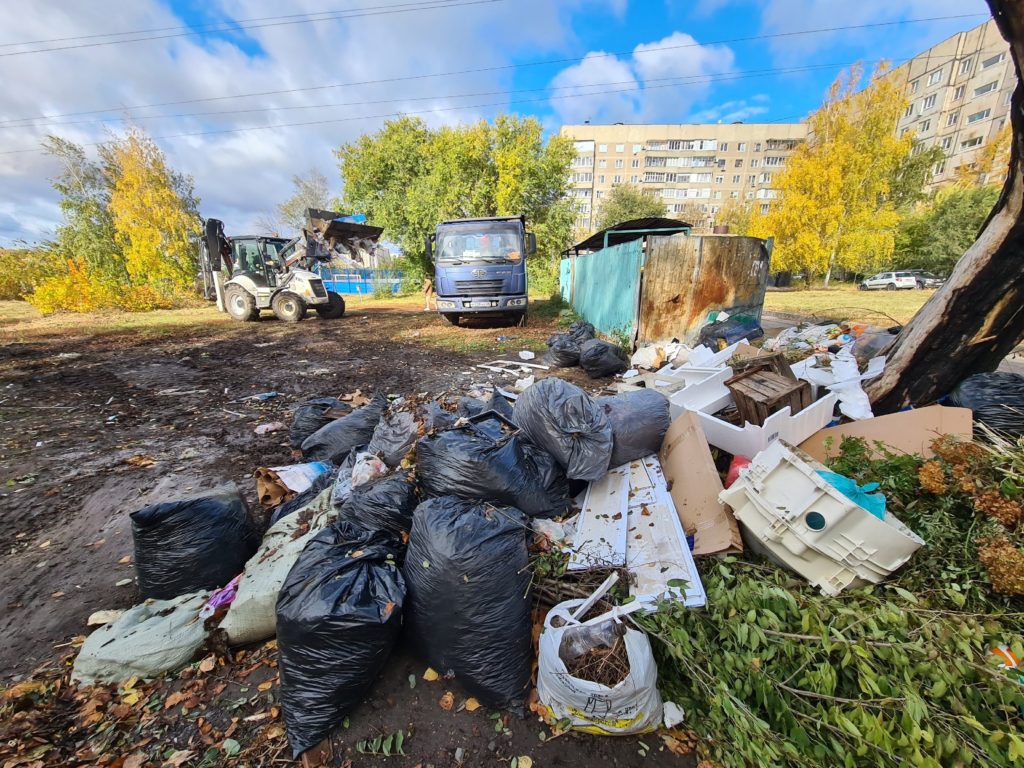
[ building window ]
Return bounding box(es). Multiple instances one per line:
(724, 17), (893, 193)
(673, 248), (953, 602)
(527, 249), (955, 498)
(927, 69), (942, 85)
(581, 218), (590, 228)
(715, 175), (724, 184)
(920, 119), (931, 132)
(613, 175), (621, 183)
(730, 191), (738, 199)
(922, 94), (936, 110)
(732, 174), (741, 183)
(961, 136), (983, 149)
(745, 191), (754, 200)
(598, 144), (607, 152)
(750, 159), (760, 168)
(764, 156), (783, 166)
(577, 203), (591, 214)
(738, 142), (747, 152)
(760, 204), (770, 214)
(595, 190), (604, 199)
(910, 79), (919, 93)
(754, 142), (761, 152)
(630, 175), (638, 183)
(734, 159), (743, 168)
(598, 175), (605, 183)
(982, 52), (1006, 70)
(933, 160), (946, 176)
(903, 104), (914, 118)
(615, 144), (624, 153)
(947, 111), (959, 126)
(900, 127), (910, 137)
(717, 159), (726, 169)
(714, 191), (722, 199)
(571, 172), (592, 183)
(967, 109), (991, 124)
(720, 142), (728, 151)
(941, 136), (953, 150)
(760, 173), (772, 184)
(598, 159), (607, 169)
(954, 84), (965, 101)
(960, 58), (973, 74)
(631, 159), (640, 168)
(632, 144), (642, 153)
(975, 81), (998, 97)
(747, 175), (756, 185)
(614, 159), (623, 168)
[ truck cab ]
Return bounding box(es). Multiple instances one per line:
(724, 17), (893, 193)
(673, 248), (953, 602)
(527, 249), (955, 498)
(427, 215), (536, 326)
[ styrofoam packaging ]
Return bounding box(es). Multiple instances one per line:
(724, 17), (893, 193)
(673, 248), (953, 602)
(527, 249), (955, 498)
(695, 392), (838, 458)
(720, 441), (924, 595)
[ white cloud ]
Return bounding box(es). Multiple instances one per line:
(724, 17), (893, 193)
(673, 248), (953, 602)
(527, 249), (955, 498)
(690, 97), (771, 122)
(0, 0), (622, 244)
(547, 31), (736, 124)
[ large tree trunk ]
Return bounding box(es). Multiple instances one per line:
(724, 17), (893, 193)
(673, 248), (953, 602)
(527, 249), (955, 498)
(868, 0), (1024, 412)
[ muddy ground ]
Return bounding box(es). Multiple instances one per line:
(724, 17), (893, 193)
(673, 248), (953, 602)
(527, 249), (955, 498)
(0, 301), (695, 767)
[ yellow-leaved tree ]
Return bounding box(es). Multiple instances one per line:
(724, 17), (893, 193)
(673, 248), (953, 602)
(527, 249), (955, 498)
(105, 130), (201, 292)
(751, 64), (913, 285)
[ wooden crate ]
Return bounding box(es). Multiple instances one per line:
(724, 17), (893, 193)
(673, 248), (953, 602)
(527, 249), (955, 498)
(727, 349), (796, 379)
(726, 368), (812, 427)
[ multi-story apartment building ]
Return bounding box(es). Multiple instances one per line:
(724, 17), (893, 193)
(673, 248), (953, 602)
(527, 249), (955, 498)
(559, 123), (808, 234)
(886, 17), (1014, 187)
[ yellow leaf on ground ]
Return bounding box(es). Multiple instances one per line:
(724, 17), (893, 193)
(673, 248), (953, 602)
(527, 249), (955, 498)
(266, 724), (285, 740)
(198, 656), (216, 673)
(123, 753), (146, 768)
(439, 691), (455, 711)
(164, 749), (195, 767)
(122, 691), (140, 705)
(118, 555), (132, 565)
(517, 758), (533, 768)
(257, 680), (274, 691)
(464, 697), (482, 712)
(423, 668), (439, 682)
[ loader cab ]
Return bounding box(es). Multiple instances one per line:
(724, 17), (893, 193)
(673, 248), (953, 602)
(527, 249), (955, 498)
(229, 236), (291, 288)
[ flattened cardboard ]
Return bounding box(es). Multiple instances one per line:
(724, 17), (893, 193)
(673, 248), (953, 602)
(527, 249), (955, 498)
(660, 410), (743, 555)
(799, 405), (973, 462)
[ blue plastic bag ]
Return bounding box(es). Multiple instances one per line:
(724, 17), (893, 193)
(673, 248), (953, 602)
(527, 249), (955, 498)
(816, 470), (886, 520)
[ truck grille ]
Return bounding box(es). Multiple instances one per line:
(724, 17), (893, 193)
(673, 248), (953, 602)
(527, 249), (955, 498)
(455, 279), (504, 296)
(310, 279), (328, 298)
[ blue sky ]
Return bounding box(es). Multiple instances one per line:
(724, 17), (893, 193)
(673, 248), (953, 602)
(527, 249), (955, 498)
(0, 0), (993, 243)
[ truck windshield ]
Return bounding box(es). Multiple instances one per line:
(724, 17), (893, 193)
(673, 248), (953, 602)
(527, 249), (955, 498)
(436, 222), (522, 264)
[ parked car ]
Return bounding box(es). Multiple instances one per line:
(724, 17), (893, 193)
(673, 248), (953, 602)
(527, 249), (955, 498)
(859, 271), (918, 291)
(904, 270), (945, 289)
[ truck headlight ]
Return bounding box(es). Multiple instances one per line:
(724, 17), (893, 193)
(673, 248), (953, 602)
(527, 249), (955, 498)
(508, 298), (526, 307)
(437, 301), (455, 309)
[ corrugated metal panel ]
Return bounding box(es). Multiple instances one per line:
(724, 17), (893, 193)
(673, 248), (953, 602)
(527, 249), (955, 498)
(637, 234), (769, 345)
(559, 258), (572, 303)
(570, 238), (644, 336)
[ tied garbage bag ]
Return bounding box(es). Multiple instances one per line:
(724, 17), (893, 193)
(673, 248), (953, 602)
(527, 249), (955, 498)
(301, 392), (388, 463)
(403, 497), (532, 708)
(277, 522), (405, 758)
(514, 378), (613, 481)
(289, 396), (351, 449)
(72, 591), (211, 684)
(341, 471), (419, 539)
(951, 372), (1024, 437)
(416, 422), (570, 518)
(537, 599), (662, 735)
(269, 467), (337, 526)
(131, 486), (260, 600)
(567, 320), (596, 343)
(597, 390), (671, 467)
(579, 339), (629, 378)
(367, 407), (417, 467)
(219, 492), (337, 645)
(698, 317), (764, 348)
(545, 335), (581, 368)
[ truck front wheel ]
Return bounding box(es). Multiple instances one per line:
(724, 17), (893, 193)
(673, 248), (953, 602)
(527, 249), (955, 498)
(224, 285), (259, 321)
(272, 291), (307, 323)
(514, 308), (528, 327)
(316, 291), (346, 319)
(444, 313), (461, 326)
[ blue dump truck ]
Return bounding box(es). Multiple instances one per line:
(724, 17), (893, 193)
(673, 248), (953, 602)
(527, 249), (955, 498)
(426, 215), (536, 326)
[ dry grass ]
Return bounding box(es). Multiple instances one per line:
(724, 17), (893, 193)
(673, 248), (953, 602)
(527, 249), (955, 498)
(763, 284), (933, 325)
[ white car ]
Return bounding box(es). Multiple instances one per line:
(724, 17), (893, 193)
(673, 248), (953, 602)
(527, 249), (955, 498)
(859, 271), (918, 291)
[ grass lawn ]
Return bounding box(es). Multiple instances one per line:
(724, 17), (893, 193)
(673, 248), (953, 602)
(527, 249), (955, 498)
(763, 284), (933, 325)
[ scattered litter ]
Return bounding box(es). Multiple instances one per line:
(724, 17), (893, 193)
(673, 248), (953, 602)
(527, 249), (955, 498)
(519, 350), (536, 360)
(255, 461), (333, 507)
(622, 368), (640, 379)
(254, 421), (287, 435)
(663, 701), (686, 729)
(244, 391), (281, 401)
(514, 375), (535, 391)
(56, 352), (82, 360)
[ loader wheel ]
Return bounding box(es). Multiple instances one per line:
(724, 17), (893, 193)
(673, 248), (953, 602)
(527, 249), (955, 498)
(272, 291), (307, 323)
(444, 313), (461, 326)
(316, 291), (346, 319)
(224, 285), (259, 321)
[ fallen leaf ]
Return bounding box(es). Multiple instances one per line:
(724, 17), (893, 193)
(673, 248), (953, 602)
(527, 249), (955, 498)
(88, 609), (124, 626)
(221, 738), (241, 757)
(439, 691), (455, 711)
(464, 697), (482, 712)
(123, 753), (146, 768)
(124, 455), (156, 468)
(164, 691), (187, 709)
(122, 691), (140, 706)
(198, 656), (216, 673)
(266, 724), (285, 740)
(423, 668), (440, 682)
(118, 555), (132, 565)
(51, 591), (65, 598)
(640, 505), (652, 517)
(115, 578), (133, 587)
(257, 680), (274, 691)
(663, 734), (693, 756)
(39, 540), (51, 549)
(2, 680), (47, 701)
(517, 758), (533, 768)
(164, 749), (195, 766)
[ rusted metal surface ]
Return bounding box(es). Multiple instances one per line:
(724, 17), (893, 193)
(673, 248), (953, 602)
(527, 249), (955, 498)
(636, 234), (769, 345)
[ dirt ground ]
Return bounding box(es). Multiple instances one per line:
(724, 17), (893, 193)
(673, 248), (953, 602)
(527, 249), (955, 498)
(0, 299), (695, 768)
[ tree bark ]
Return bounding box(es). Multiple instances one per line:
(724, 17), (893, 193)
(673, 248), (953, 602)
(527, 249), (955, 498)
(867, 0), (1024, 412)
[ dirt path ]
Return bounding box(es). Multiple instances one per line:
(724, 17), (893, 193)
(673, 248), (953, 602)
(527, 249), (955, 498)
(0, 303), (693, 767)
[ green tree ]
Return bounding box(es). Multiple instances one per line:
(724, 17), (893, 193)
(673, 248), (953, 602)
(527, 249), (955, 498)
(751, 64), (913, 286)
(889, 140), (946, 209)
(336, 115), (575, 280)
(894, 184), (1001, 273)
(714, 199), (757, 235)
(595, 184), (667, 230)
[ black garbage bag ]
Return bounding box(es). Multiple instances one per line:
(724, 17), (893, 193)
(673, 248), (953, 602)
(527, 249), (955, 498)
(416, 423), (570, 517)
(367, 408), (417, 467)
(403, 497), (531, 708)
(579, 338), (628, 378)
(951, 372), (1024, 436)
(513, 378), (613, 481)
(455, 391), (516, 440)
(567, 320), (596, 343)
(269, 468), (337, 527)
(277, 522), (405, 758)
(132, 486), (260, 600)
(301, 392), (388, 463)
(422, 401), (457, 432)
(544, 334), (581, 368)
(289, 397), (351, 449)
(597, 389), (671, 467)
(698, 317), (764, 348)
(341, 471), (419, 539)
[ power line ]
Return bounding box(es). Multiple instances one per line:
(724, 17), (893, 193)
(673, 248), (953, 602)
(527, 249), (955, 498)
(0, 57), (926, 157)
(0, 12), (988, 126)
(0, 0), (502, 58)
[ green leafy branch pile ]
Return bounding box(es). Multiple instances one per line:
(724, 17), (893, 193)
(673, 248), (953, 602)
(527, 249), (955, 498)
(633, 436), (1024, 768)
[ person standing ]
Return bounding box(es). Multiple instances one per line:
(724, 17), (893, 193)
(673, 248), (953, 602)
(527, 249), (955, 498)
(423, 275), (434, 311)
